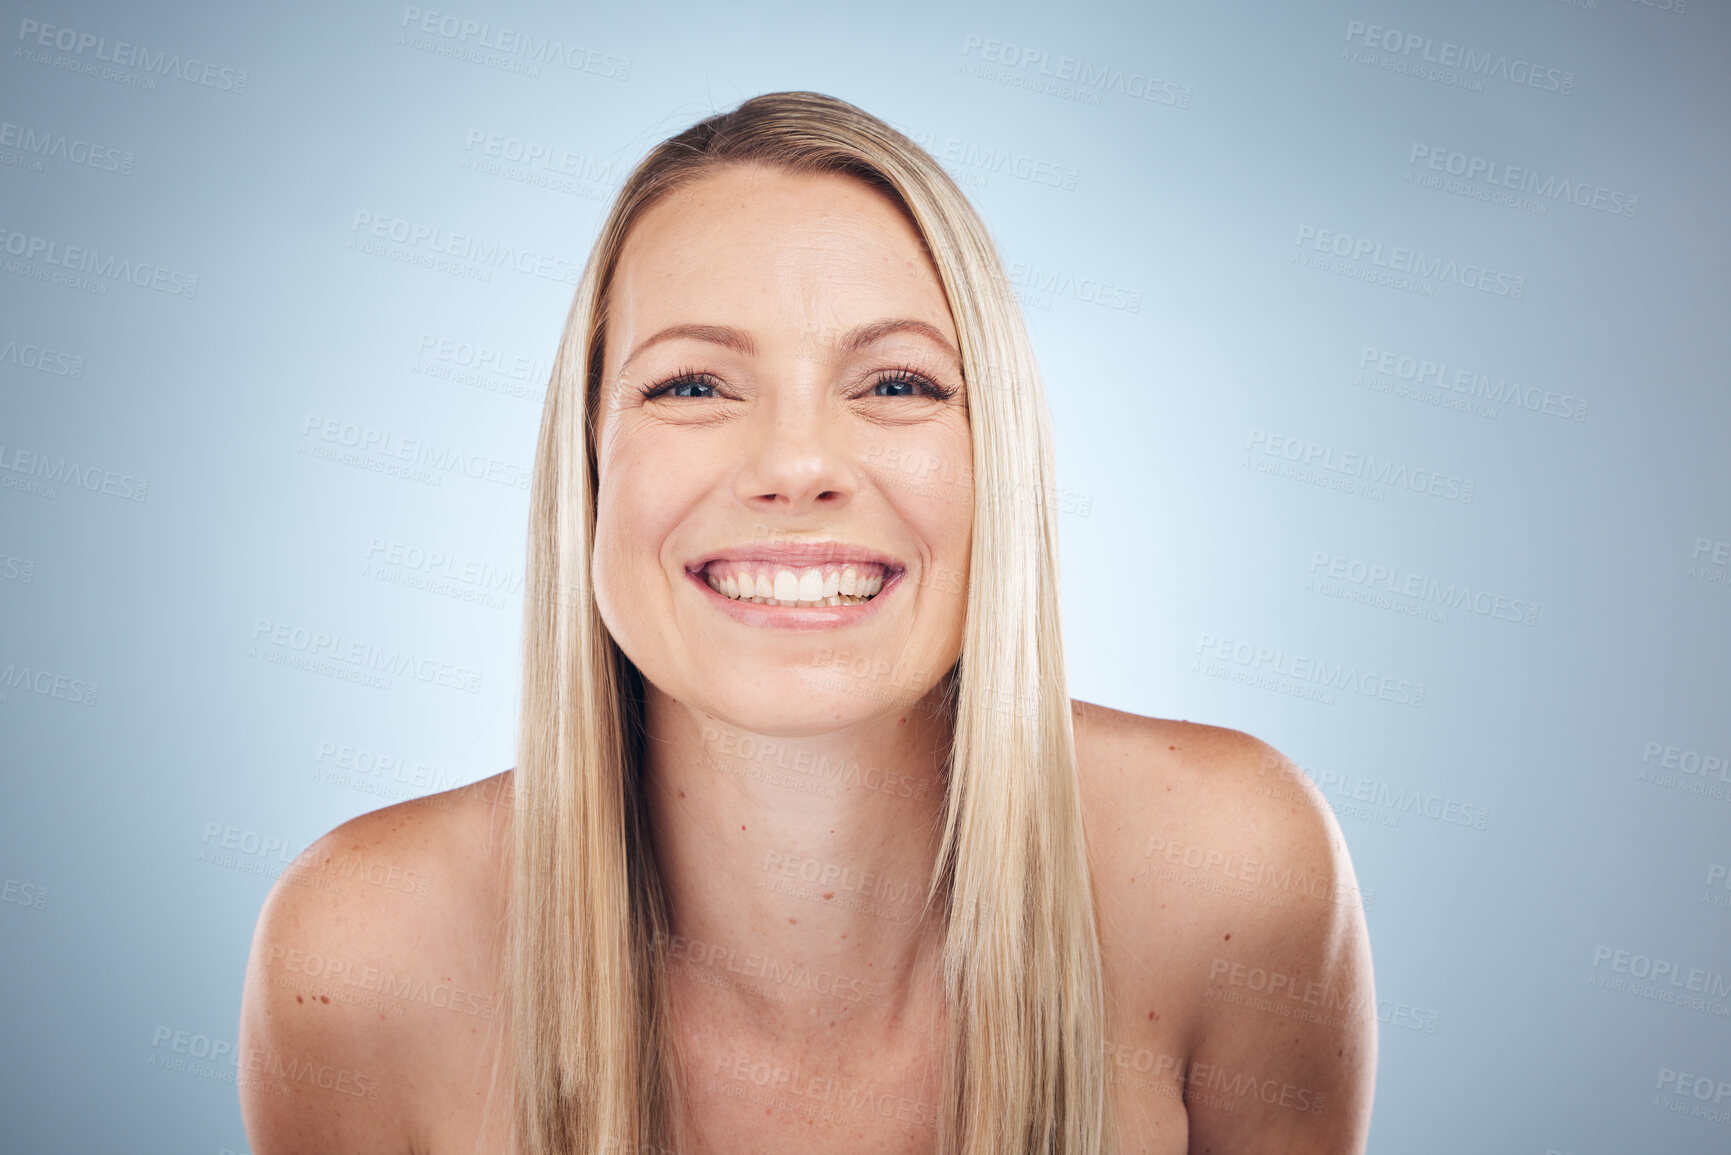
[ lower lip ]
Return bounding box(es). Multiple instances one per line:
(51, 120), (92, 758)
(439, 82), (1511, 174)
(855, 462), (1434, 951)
(685, 568), (902, 630)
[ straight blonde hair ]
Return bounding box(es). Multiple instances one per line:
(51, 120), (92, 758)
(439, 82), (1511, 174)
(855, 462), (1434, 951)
(500, 90), (1114, 1154)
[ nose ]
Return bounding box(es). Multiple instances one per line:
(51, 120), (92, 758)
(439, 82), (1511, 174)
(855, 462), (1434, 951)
(732, 395), (856, 514)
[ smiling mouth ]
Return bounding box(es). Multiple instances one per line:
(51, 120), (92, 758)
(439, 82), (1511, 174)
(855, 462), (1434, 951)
(699, 560), (890, 608)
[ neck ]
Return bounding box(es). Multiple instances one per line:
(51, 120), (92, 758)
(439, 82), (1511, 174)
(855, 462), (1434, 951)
(641, 675), (954, 1043)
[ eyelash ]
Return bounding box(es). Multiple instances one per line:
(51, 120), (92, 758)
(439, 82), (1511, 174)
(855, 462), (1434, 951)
(637, 367), (721, 401)
(637, 364), (958, 402)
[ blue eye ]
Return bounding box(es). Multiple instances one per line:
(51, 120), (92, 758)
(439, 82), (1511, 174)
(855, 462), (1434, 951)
(873, 377), (922, 397)
(869, 368), (958, 401)
(640, 373), (719, 400)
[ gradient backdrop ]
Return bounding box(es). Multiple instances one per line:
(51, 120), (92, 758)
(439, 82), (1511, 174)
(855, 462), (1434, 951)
(2, 0), (1728, 1151)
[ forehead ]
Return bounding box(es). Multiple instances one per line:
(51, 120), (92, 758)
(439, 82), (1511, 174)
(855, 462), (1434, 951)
(604, 165), (956, 358)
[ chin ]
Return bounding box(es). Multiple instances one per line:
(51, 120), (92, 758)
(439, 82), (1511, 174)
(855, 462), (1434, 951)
(672, 669), (923, 737)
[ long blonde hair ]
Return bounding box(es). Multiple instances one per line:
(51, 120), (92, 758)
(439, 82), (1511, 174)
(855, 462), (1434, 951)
(502, 90), (1113, 1154)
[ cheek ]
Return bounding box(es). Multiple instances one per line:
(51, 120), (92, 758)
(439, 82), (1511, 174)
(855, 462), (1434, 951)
(591, 433), (691, 619)
(864, 426), (973, 605)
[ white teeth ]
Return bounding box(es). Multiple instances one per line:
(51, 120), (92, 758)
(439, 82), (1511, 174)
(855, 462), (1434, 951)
(704, 561), (889, 607)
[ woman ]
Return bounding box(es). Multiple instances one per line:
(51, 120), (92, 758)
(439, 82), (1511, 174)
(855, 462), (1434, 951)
(238, 91), (1375, 1154)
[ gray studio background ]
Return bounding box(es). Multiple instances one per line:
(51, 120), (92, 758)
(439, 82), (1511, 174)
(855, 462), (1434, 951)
(2, 0), (1728, 1151)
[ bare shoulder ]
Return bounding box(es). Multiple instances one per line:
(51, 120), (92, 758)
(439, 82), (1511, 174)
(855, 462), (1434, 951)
(1071, 700), (1355, 905)
(237, 772), (514, 1154)
(1071, 700), (1376, 1153)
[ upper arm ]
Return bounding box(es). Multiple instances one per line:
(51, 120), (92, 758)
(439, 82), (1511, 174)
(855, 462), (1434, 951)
(237, 815), (418, 1154)
(1175, 734), (1377, 1153)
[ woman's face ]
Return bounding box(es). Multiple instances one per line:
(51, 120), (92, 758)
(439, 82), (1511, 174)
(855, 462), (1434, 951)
(591, 164), (973, 736)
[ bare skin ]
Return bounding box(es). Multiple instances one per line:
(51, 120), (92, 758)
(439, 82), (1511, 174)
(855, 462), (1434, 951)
(238, 167), (1375, 1154)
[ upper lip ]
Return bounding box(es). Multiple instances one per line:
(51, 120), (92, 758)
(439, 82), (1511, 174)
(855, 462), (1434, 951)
(687, 540), (905, 573)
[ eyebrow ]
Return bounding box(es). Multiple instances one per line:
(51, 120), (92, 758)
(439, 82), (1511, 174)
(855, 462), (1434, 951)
(617, 317), (962, 378)
(839, 318), (961, 365)
(619, 323), (757, 377)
